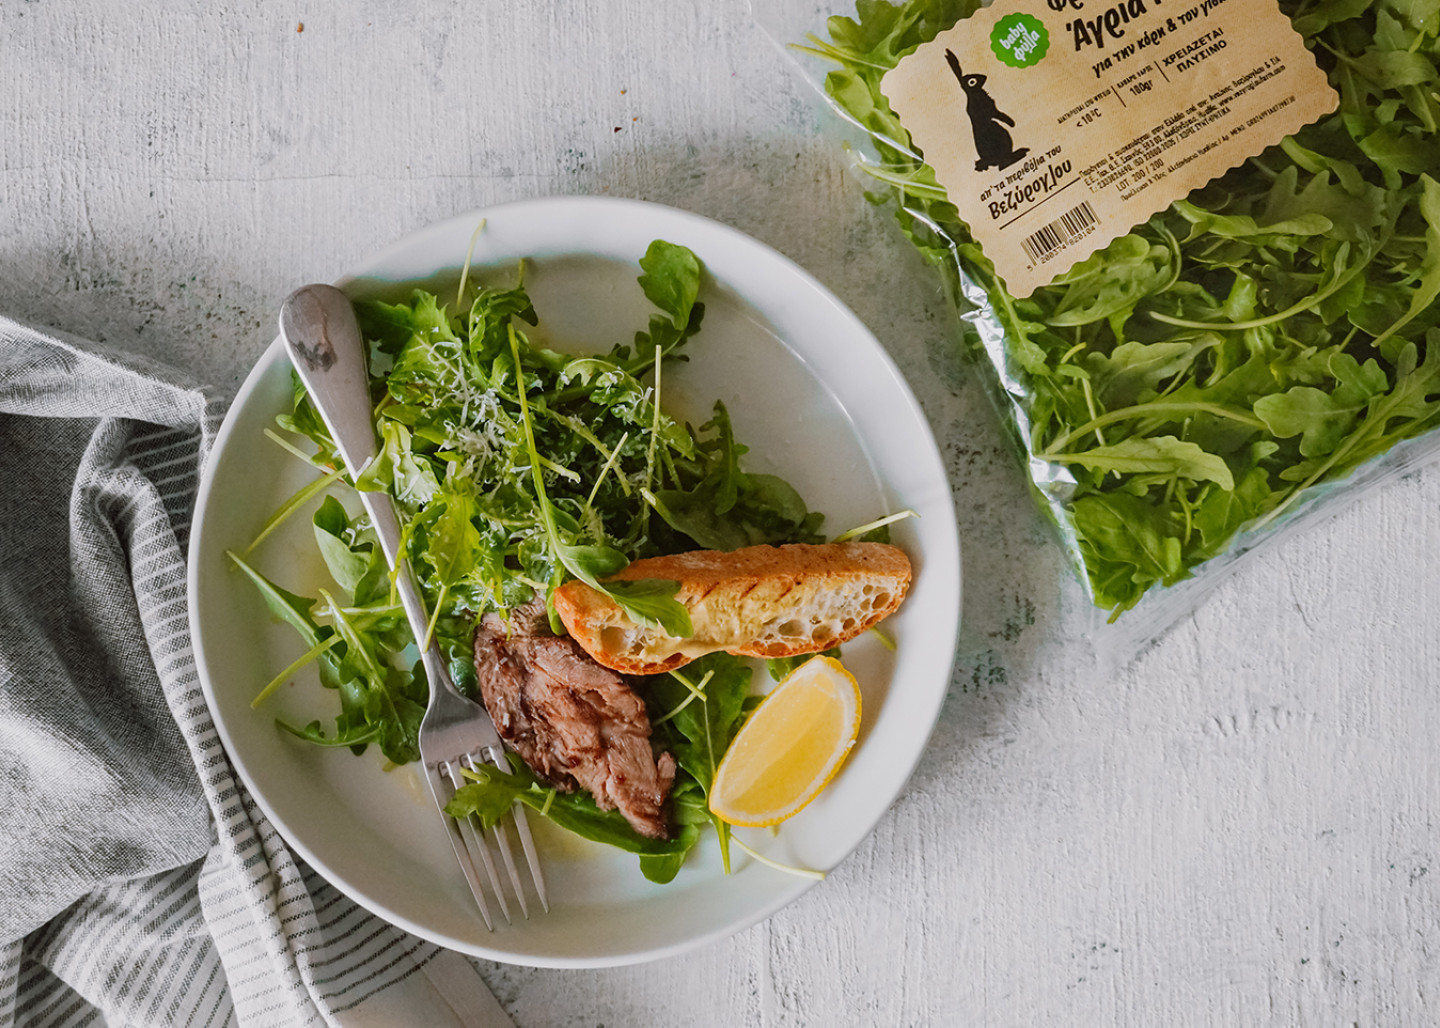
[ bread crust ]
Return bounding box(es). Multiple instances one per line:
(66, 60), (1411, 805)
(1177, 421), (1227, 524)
(552, 541), (912, 675)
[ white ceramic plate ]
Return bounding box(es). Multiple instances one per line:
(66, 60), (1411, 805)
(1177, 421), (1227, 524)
(189, 196), (961, 967)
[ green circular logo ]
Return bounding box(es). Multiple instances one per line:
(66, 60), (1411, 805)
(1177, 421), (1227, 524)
(990, 13), (1049, 68)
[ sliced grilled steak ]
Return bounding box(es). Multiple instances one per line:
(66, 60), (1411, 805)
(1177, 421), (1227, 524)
(473, 599), (676, 839)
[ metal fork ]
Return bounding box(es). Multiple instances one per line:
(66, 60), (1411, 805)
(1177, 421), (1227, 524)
(279, 283), (547, 928)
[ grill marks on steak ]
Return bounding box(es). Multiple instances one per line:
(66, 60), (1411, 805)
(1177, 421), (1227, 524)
(473, 600), (676, 839)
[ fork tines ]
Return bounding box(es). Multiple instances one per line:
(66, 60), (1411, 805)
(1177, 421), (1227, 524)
(434, 753), (548, 930)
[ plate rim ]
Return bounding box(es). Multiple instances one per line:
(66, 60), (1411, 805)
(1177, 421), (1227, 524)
(187, 194), (962, 967)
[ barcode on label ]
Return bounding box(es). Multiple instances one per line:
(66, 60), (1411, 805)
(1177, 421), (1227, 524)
(1022, 201), (1098, 263)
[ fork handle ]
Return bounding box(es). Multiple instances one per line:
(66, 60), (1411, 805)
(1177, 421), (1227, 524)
(279, 285), (417, 590)
(278, 285), (379, 481)
(357, 496), (460, 694)
(279, 285), (504, 761)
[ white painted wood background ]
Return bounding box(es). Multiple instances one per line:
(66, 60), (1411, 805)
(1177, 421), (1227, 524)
(6, 1), (1438, 1024)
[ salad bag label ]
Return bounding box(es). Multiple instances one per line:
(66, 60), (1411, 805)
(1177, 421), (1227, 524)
(757, 0), (1440, 663)
(881, 0), (1337, 296)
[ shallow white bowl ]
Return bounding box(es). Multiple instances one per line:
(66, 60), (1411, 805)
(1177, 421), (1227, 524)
(188, 196), (961, 967)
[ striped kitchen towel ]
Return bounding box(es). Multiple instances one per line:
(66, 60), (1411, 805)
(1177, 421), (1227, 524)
(0, 317), (511, 1028)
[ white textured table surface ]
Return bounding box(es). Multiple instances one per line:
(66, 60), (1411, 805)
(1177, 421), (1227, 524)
(7, 2), (1438, 1024)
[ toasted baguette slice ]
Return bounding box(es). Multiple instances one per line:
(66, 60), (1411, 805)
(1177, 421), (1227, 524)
(551, 541), (912, 675)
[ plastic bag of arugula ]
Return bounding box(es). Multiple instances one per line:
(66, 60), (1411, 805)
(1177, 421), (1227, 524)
(756, 0), (1440, 655)
(235, 240), (829, 883)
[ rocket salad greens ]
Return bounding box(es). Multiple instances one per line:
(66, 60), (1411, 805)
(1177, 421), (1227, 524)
(801, 0), (1440, 616)
(234, 240), (826, 882)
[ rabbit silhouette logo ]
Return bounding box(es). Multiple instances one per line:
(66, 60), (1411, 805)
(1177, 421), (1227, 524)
(945, 49), (1030, 173)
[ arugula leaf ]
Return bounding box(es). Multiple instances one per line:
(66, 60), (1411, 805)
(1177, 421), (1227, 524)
(1085, 337), (1219, 407)
(647, 652), (753, 873)
(354, 298), (417, 358)
(277, 718), (382, 748)
(553, 542), (629, 582)
(606, 578), (694, 637)
(1049, 235), (1175, 327)
(767, 647), (843, 681)
(1073, 491), (1187, 613)
(445, 768), (523, 827)
(313, 496), (371, 595)
(637, 828), (704, 884)
(416, 486), (481, 643)
(320, 588), (424, 764)
(1193, 464), (1276, 554)
(425, 489), (480, 586)
(651, 402), (824, 550)
(465, 281), (538, 365)
(1253, 369), (1384, 458)
(639, 780), (707, 883)
(227, 550), (326, 647)
(355, 420), (440, 510)
(1043, 437), (1235, 490)
(637, 239), (703, 330)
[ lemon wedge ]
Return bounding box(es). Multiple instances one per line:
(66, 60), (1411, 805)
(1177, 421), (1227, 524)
(709, 655), (862, 827)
